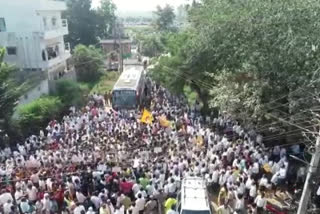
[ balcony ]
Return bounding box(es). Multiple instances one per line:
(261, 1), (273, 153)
(41, 51), (71, 70)
(43, 19), (68, 40)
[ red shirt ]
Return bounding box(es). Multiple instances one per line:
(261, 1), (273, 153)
(120, 181), (133, 194)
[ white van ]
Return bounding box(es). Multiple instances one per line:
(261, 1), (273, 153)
(176, 177), (213, 214)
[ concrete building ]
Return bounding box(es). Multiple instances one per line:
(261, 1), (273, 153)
(0, 0), (74, 105)
(100, 39), (132, 56)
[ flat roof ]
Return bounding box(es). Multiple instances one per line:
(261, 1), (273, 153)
(113, 66), (144, 90)
(181, 177), (210, 211)
(100, 39), (131, 44)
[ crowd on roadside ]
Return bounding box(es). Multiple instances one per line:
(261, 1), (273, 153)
(0, 79), (308, 214)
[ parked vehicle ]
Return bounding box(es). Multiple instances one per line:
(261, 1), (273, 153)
(176, 177), (213, 214)
(112, 66), (145, 109)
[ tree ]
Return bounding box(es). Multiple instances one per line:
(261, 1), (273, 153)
(153, 4), (176, 32)
(64, 0), (100, 47)
(0, 48), (21, 134)
(96, 0), (117, 39)
(18, 97), (63, 136)
(55, 80), (88, 108)
(73, 44), (104, 82)
(150, 0), (320, 140)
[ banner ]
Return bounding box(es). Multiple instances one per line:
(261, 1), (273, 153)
(140, 109), (153, 124)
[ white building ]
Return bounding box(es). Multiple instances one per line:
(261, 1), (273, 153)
(0, 0), (74, 105)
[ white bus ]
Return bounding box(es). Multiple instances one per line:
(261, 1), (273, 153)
(112, 66), (145, 109)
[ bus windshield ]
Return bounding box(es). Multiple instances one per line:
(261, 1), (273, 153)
(112, 90), (136, 108)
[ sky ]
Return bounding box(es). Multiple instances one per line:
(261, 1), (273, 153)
(92, 0), (189, 12)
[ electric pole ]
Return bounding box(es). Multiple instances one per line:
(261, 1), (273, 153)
(115, 19), (123, 73)
(297, 129), (320, 214)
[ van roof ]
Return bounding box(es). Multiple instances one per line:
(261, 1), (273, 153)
(181, 177), (210, 211)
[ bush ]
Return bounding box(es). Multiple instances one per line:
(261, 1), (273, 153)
(55, 79), (87, 108)
(18, 97), (63, 136)
(73, 44), (104, 82)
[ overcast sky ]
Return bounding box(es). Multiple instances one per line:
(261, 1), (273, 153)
(92, 0), (189, 12)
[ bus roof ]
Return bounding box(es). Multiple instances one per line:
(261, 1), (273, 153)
(113, 66), (144, 91)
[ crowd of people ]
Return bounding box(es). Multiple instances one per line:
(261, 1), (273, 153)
(0, 80), (305, 214)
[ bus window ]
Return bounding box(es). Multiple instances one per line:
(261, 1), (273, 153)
(112, 90), (136, 108)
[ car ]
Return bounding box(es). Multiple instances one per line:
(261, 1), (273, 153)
(177, 177), (213, 214)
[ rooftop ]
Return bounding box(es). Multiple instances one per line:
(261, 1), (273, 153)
(181, 177), (210, 211)
(100, 39), (132, 44)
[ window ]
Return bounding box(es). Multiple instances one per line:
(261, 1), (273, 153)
(51, 17), (57, 27)
(6, 47), (17, 55)
(43, 17), (47, 28)
(0, 18), (6, 32)
(46, 47), (58, 60)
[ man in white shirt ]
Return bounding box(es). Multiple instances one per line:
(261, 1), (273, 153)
(168, 178), (177, 195)
(91, 192), (102, 210)
(3, 199), (13, 214)
(132, 181), (141, 196)
(74, 203), (86, 214)
(255, 192), (267, 213)
(76, 190), (87, 203)
(26, 184), (38, 203)
(249, 181), (257, 203)
(135, 194), (146, 214)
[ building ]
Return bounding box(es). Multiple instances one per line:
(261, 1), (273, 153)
(100, 39), (132, 71)
(100, 39), (132, 57)
(0, 0), (74, 105)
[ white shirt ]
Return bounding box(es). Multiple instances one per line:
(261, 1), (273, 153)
(14, 190), (24, 204)
(168, 182), (176, 193)
(132, 183), (141, 195)
(91, 195), (101, 209)
(74, 205), (86, 214)
(3, 202), (13, 214)
(279, 168), (286, 178)
(135, 198), (146, 211)
(255, 195), (266, 208)
(0, 192), (13, 205)
(245, 178), (253, 189)
(212, 170), (219, 183)
(249, 185), (257, 198)
(252, 162), (259, 174)
(76, 192), (87, 203)
(27, 186), (38, 201)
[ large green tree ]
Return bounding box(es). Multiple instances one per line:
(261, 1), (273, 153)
(73, 44), (104, 82)
(150, 0), (320, 140)
(0, 48), (21, 134)
(96, 0), (117, 39)
(64, 0), (100, 47)
(153, 4), (176, 32)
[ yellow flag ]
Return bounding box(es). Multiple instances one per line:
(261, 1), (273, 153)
(140, 109), (153, 124)
(159, 115), (170, 127)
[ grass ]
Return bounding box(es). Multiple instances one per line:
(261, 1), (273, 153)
(90, 71), (120, 95)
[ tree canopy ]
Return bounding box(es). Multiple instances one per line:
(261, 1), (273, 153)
(153, 4), (176, 32)
(0, 48), (21, 133)
(64, 0), (116, 47)
(148, 0), (320, 140)
(73, 44), (104, 82)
